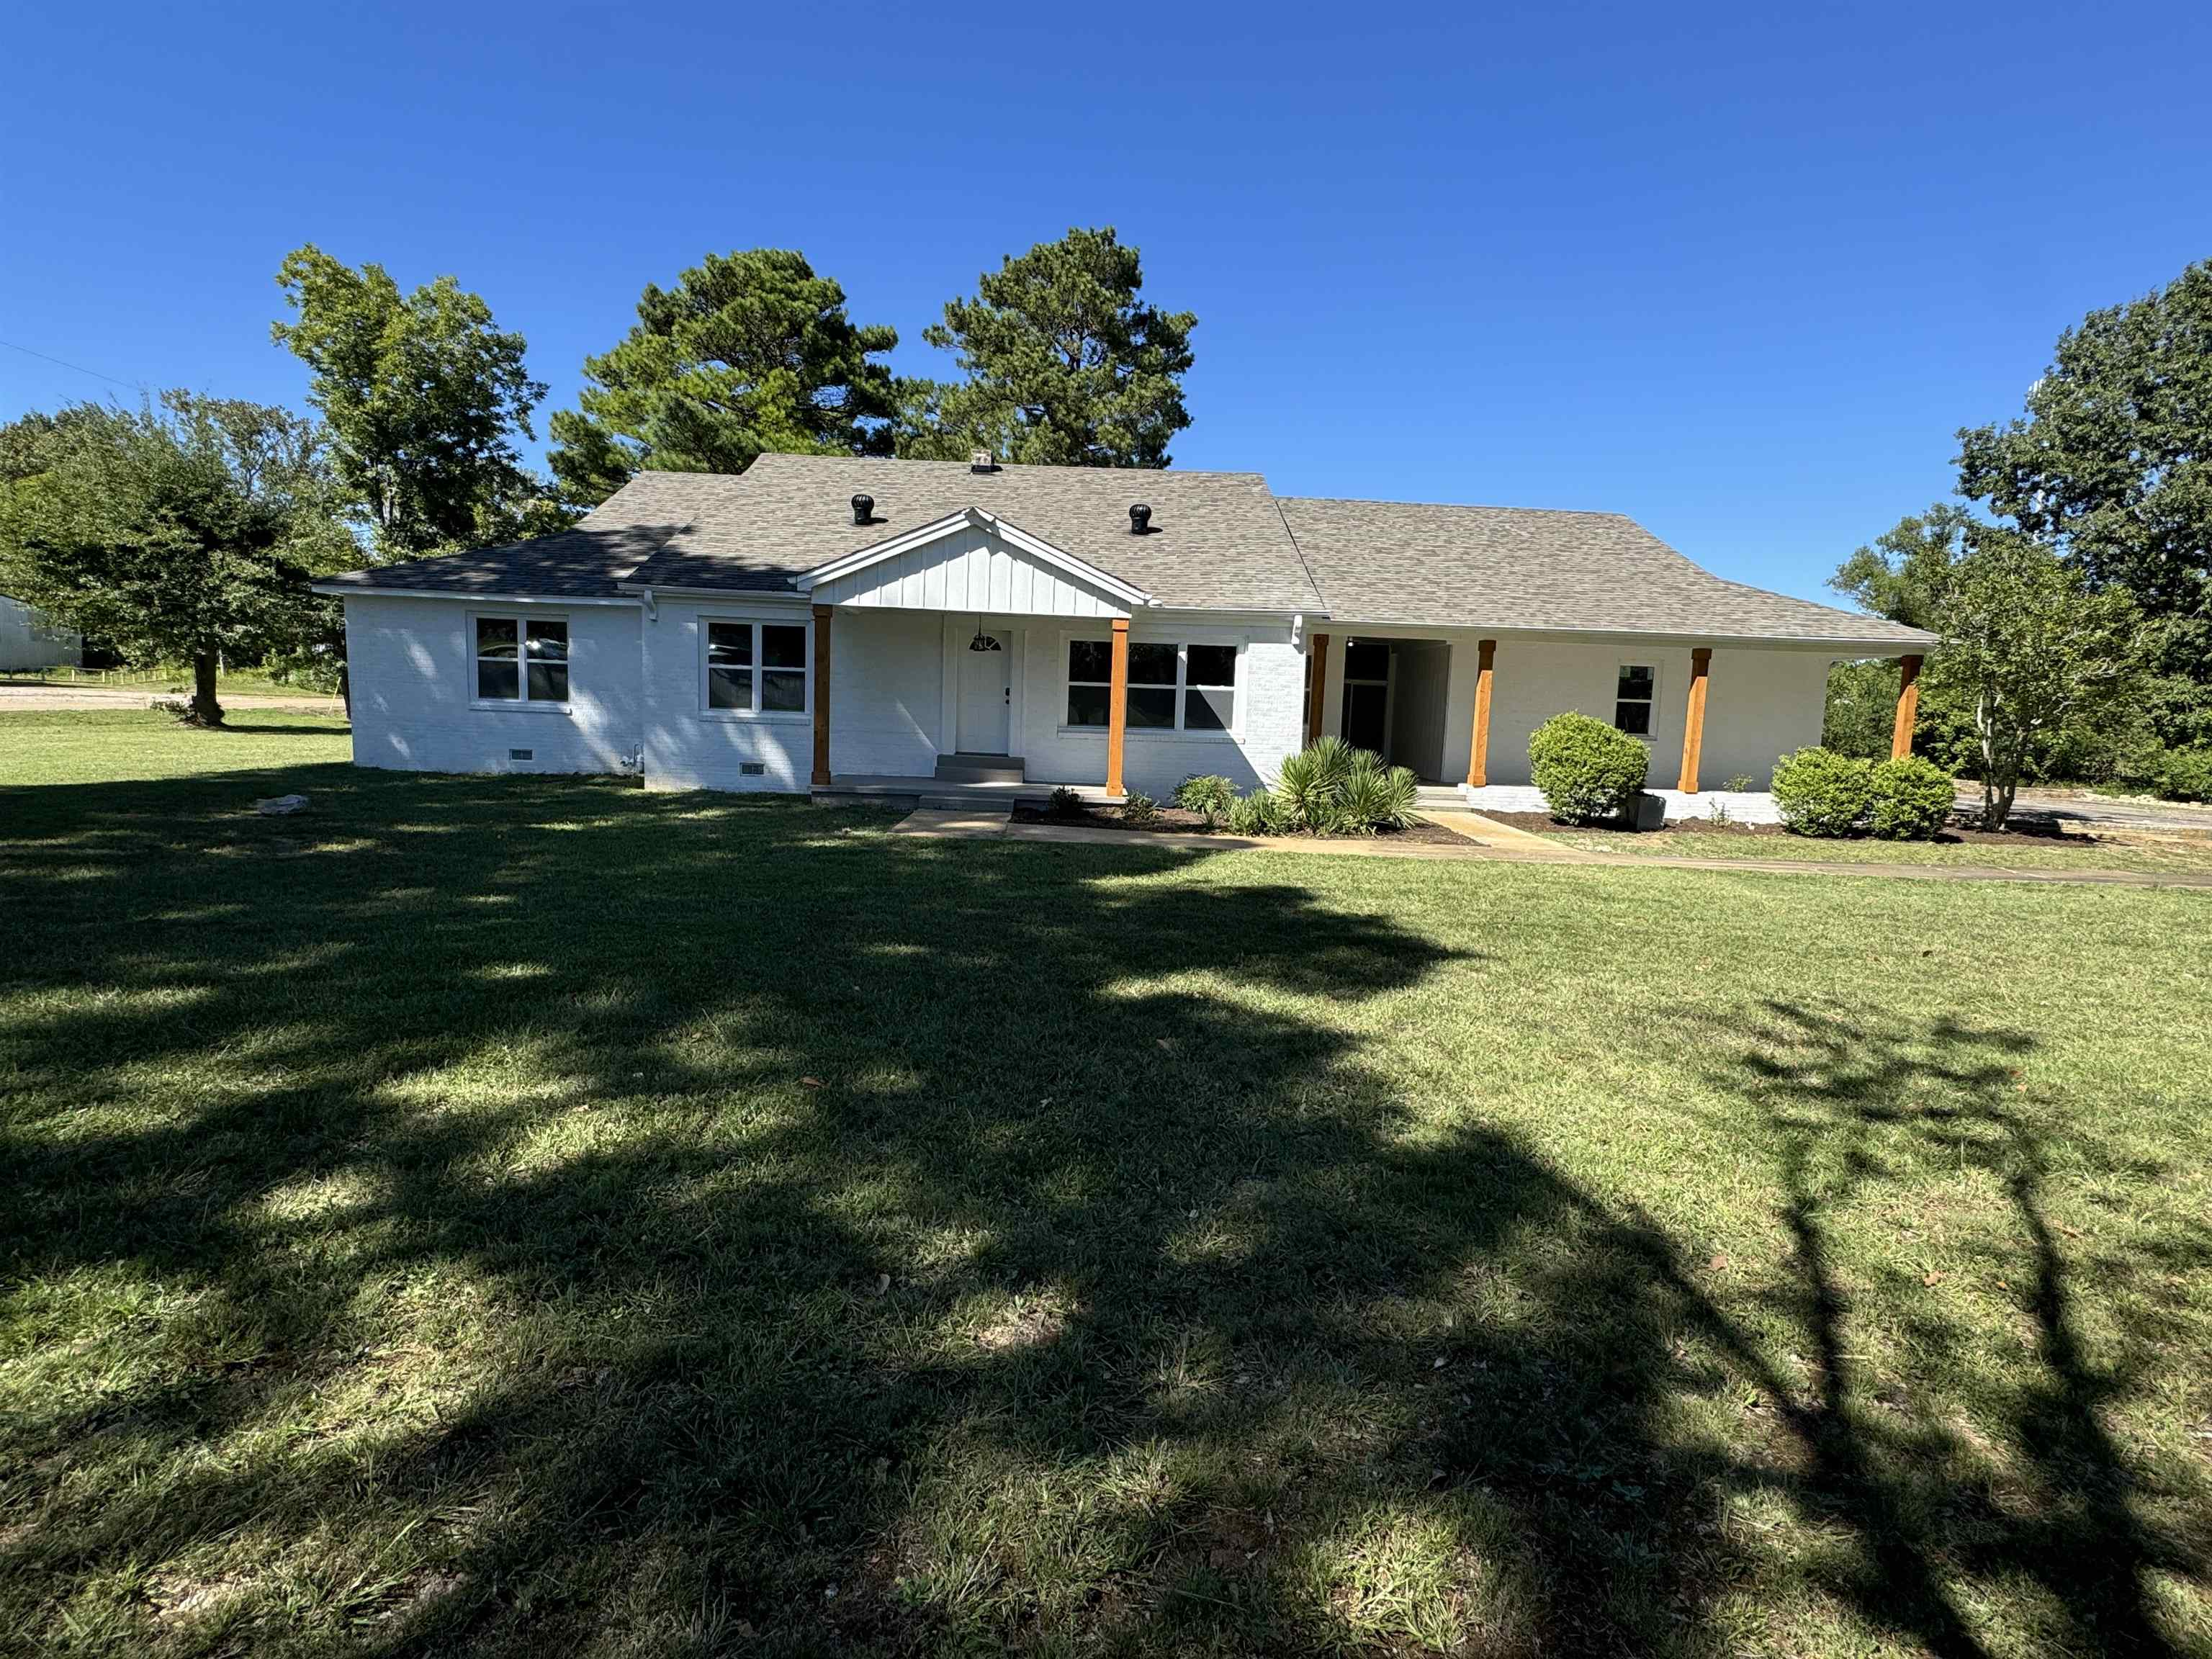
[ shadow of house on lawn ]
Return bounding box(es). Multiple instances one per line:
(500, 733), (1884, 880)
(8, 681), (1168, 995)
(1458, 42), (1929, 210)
(1, 762), (2206, 1655)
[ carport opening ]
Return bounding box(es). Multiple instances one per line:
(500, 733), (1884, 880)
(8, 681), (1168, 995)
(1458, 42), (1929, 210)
(1339, 636), (1454, 782)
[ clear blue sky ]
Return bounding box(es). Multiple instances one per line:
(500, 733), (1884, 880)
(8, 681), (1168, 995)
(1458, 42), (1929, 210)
(5, 2), (2207, 604)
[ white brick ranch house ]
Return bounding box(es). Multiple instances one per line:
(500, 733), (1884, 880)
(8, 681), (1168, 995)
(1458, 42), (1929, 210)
(314, 453), (1935, 815)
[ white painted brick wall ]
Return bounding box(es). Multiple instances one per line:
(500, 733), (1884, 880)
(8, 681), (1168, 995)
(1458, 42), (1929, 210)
(344, 595), (641, 776)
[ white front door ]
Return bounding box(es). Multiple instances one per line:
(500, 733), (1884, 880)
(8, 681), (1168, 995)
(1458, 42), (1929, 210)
(955, 630), (1012, 752)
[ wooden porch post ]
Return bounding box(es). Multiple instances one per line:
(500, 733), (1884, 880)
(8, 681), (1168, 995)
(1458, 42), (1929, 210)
(1891, 653), (1923, 760)
(810, 603), (832, 787)
(1305, 632), (1330, 745)
(1677, 647), (1712, 792)
(1466, 637), (1497, 786)
(1105, 616), (1130, 796)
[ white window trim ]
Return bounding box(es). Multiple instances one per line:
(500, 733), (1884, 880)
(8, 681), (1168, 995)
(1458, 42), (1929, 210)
(469, 610), (572, 712)
(696, 612), (813, 722)
(1613, 660), (1660, 742)
(1056, 632), (1244, 740)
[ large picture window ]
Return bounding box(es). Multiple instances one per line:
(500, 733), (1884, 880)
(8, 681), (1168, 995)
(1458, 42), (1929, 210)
(475, 616), (568, 704)
(1614, 664), (1656, 736)
(705, 619), (809, 715)
(1064, 639), (1237, 732)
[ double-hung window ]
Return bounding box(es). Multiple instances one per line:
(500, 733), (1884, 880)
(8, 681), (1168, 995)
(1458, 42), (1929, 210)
(475, 616), (568, 704)
(1614, 665), (1656, 736)
(704, 619), (809, 715)
(1064, 639), (1237, 732)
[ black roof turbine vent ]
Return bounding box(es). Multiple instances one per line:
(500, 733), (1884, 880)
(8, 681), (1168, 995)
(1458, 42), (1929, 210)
(850, 493), (874, 525)
(1128, 503), (1153, 535)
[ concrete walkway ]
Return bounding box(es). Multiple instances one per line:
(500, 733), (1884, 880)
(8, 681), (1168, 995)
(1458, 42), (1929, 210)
(884, 807), (2212, 890)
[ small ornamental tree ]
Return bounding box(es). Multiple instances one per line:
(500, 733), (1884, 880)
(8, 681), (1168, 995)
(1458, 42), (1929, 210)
(1926, 530), (2143, 827)
(1529, 712), (1648, 824)
(0, 395), (354, 725)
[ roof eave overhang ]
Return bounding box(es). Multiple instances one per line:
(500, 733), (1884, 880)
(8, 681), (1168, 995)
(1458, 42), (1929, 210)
(312, 582), (639, 606)
(793, 507), (1156, 608)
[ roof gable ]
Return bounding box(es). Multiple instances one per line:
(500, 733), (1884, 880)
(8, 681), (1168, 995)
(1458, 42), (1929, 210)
(799, 508), (1151, 616)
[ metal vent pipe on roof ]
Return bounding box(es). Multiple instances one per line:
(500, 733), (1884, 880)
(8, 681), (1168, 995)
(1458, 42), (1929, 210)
(1129, 503), (1152, 534)
(850, 493), (873, 525)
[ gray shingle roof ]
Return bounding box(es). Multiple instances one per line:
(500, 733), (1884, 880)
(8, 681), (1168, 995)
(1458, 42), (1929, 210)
(1277, 497), (1935, 646)
(616, 454), (1321, 612)
(317, 456), (1933, 647)
(313, 517), (679, 598)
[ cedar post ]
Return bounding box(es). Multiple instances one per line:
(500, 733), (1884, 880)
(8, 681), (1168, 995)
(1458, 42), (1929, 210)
(1305, 632), (1331, 745)
(1466, 638), (1497, 786)
(1678, 647), (1712, 792)
(1105, 616), (1130, 796)
(1892, 653), (1923, 760)
(810, 603), (832, 787)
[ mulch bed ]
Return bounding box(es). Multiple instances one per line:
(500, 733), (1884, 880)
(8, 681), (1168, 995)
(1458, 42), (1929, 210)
(1471, 809), (2108, 849)
(1012, 802), (1469, 847)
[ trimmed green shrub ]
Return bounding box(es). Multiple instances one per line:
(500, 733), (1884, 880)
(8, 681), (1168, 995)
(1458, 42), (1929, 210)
(2158, 745), (2212, 803)
(1174, 773), (1237, 828)
(1121, 792), (1159, 826)
(1866, 755), (1955, 840)
(1528, 711), (1649, 824)
(1772, 747), (1872, 837)
(1227, 787), (1285, 836)
(1046, 786), (1082, 817)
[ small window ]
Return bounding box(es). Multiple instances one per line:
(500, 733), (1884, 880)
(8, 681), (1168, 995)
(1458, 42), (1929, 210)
(704, 619), (809, 716)
(477, 616), (568, 704)
(1065, 639), (1114, 727)
(1064, 638), (1238, 732)
(1614, 665), (1655, 736)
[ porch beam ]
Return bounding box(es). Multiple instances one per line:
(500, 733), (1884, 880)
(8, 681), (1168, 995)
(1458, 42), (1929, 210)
(1305, 632), (1330, 745)
(1892, 653), (1923, 760)
(1105, 616), (1130, 796)
(811, 603), (832, 787)
(1466, 637), (1497, 786)
(1678, 646), (1712, 792)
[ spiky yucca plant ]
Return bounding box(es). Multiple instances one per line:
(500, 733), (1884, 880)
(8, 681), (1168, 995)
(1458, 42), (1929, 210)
(1341, 755), (1419, 832)
(1274, 735), (1359, 831)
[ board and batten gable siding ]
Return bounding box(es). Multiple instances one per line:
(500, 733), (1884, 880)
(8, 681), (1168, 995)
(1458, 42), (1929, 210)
(810, 522), (1129, 619)
(342, 595), (642, 775)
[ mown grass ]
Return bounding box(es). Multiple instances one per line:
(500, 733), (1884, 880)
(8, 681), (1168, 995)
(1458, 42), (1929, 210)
(1534, 821), (2212, 873)
(3, 713), (2210, 1657)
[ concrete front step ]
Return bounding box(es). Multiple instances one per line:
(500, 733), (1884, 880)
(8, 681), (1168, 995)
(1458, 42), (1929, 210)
(934, 752), (1026, 783)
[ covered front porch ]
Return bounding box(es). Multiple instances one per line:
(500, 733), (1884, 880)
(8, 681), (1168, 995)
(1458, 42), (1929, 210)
(1303, 626), (1926, 801)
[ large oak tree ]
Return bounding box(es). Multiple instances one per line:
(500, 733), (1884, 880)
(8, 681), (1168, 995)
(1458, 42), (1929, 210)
(273, 245), (556, 558)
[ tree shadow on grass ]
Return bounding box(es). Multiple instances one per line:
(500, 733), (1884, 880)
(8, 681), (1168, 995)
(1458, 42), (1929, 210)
(1687, 1000), (2211, 1658)
(1, 768), (2205, 1655)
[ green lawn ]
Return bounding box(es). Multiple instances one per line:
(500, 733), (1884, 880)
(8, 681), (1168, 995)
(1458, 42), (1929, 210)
(4, 714), (2209, 1658)
(1532, 821), (2212, 873)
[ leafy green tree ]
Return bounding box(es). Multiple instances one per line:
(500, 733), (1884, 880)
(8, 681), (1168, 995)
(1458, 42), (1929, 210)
(0, 395), (354, 725)
(547, 250), (898, 507)
(1956, 259), (2212, 747)
(899, 227), (1195, 467)
(272, 245), (553, 557)
(1829, 503), (1974, 631)
(1924, 530), (2144, 827)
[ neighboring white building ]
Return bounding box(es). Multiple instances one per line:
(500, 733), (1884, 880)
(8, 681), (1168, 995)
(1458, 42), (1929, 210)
(315, 454), (1933, 815)
(0, 595), (81, 673)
